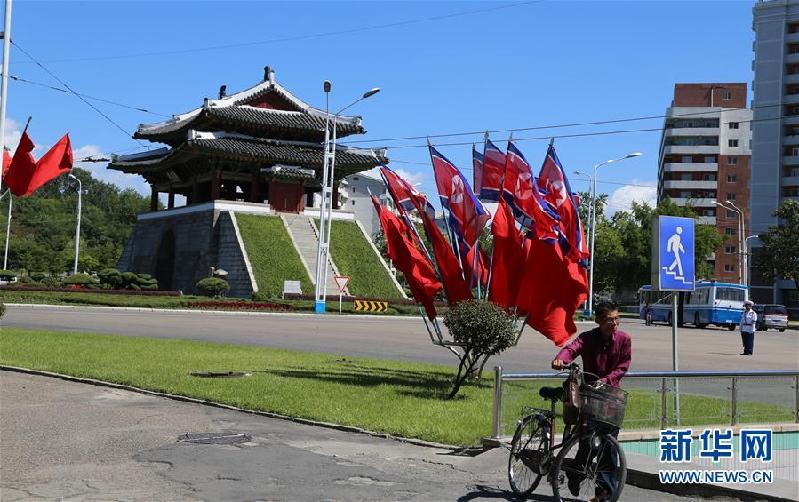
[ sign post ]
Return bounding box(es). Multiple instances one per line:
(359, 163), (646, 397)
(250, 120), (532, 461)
(333, 275), (350, 313)
(652, 215), (695, 425)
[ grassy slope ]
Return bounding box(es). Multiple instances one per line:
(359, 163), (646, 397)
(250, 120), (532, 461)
(327, 220), (403, 300)
(236, 215), (313, 298)
(1, 328), (792, 446)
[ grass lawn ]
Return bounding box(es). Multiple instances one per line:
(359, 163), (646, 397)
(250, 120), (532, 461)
(326, 220), (403, 300)
(0, 290), (195, 308)
(236, 214), (313, 298)
(1, 328), (793, 446)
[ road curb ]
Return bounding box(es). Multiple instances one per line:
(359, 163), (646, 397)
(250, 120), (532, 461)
(0, 365), (458, 451)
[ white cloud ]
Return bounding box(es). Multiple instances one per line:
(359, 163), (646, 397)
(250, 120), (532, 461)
(2, 118), (22, 152)
(606, 181), (657, 215)
(393, 168), (425, 188)
(71, 143), (150, 195)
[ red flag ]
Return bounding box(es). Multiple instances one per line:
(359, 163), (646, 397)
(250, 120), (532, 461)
(464, 244), (488, 291)
(503, 141), (559, 240)
(488, 198), (525, 311)
(4, 128), (38, 197)
(515, 235), (588, 346)
(480, 138), (505, 202)
(26, 134), (73, 196)
(472, 145), (484, 198)
(379, 166), (434, 217)
(371, 196), (441, 320)
(420, 210), (472, 306)
(2, 149), (11, 178)
(429, 145), (489, 248)
(538, 144), (588, 261)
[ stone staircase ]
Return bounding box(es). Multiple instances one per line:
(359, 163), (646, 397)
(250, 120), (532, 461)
(280, 213), (346, 295)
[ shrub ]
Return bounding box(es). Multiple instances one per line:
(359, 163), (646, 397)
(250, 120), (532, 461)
(442, 300), (515, 398)
(0, 303), (5, 319)
(30, 272), (47, 282)
(62, 273), (98, 286)
(0, 269), (16, 280)
(196, 277), (230, 297)
(98, 268), (123, 289)
(41, 276), (62, 288)
(120, 271), (158, 291)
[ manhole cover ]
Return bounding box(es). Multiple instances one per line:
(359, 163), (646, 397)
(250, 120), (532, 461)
(189, 371), (249, 378)
(177, 432), (252, 445)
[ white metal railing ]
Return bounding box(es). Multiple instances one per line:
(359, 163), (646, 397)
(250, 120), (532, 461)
(491, 368), (799, 439)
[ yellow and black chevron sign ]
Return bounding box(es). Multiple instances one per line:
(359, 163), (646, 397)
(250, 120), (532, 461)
(354, 300), (388, 313)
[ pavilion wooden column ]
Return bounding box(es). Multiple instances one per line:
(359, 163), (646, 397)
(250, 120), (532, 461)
(150, 186), (159, 212)
(249, 171), (261, 202)
(167, 190), (175, 209)
(191, 180), (200, 205)
(210, 171), (222, 200)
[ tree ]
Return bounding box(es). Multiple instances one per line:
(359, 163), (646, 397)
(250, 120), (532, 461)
(754, 200), (799, 291)
(442, 300), (515, 399)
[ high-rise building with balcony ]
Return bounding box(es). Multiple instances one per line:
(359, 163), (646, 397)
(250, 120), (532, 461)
(751, 0), (799, 307)
(657, 83), (753, 283)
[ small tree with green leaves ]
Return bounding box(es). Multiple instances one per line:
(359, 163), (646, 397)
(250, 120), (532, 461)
(755, 200), (799, 291)
(196, 277), (230, 298)
(442, 299), (515, 399)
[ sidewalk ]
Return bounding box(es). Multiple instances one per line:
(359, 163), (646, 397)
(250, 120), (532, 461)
(1, 368), (717, 501)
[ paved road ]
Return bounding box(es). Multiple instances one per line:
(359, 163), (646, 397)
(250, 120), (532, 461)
(0, 371), (734, 502)
(4, 305), (798, 373)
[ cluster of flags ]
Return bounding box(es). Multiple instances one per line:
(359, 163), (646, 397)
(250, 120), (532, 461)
(372, 138), (589, 346)
(2, 124), (73, 197)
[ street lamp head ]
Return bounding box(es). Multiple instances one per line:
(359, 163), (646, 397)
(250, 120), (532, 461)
(68, 174), (77, 180)
(362, 87), (380, 99)
(625, 152), (643, 159)
(323, 80), (332, 93)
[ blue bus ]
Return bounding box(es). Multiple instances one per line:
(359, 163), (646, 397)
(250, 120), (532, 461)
(638, 281), (749, 330)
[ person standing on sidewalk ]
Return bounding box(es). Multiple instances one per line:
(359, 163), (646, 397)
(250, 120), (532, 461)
(740, 300), (757, 356)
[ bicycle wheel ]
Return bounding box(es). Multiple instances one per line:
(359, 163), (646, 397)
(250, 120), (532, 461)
(550, 431), (626, 502)
(507, 414), (549, 497)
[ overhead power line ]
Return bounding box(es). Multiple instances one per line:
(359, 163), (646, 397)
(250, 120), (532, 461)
(1, 72), (169, 117)
(22, 1), (541, 64)
(11, 41), (145, 145)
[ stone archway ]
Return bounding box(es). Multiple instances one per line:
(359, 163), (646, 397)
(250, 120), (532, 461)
(155, 228), (176, 291)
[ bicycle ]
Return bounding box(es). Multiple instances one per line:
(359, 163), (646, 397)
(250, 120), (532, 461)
(507, 362), (628, 502)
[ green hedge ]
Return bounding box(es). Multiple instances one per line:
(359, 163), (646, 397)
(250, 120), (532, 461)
(327, 220), (403, 300)
(236, 215), (313, 298)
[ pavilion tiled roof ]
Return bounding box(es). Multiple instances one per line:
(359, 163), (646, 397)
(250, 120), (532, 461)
(133, 67), (364, 146)
(108, 132), (387, 186)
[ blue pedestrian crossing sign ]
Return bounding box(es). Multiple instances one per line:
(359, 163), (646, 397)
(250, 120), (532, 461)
(652, 215), (695, 291)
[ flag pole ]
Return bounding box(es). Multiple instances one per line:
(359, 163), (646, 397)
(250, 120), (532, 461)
(2, 195), (9, 268)
(0, 0), (12, 194)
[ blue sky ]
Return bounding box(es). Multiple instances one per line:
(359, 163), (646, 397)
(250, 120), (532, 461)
(3, 1), (755, 213)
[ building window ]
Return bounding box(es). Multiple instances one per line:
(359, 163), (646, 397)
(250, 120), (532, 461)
(728, 156), (738, 166)
(727, 209), (737, 218)
(727, 175), (737, 183)
(725, 246), (736, 254)
(704, 155), (716, 163)
(728, 139), (739, 147)
(727, 192), (736, 200)
(681, 155), (693, 163)
(722, 90), (732, 101)
(724, 264), (736, 272)
(725, 227), (736, 236)
(729, 122), (739, 129)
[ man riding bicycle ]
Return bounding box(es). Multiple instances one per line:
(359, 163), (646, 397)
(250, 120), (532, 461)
(551, 301), (631, 501)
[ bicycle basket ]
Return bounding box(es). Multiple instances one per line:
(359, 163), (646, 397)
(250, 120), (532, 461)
(578, 384), (627, 427)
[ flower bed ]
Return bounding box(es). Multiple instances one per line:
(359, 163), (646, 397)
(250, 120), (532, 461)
(0, 285), (181, 296)
(187, 300), (293, 312)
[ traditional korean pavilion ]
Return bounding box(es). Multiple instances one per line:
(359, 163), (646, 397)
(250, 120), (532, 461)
(109, 66), (387, 212)
(107, 67), (389, 296)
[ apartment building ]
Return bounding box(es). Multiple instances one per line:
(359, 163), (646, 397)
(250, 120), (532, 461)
(751, 0), (799, 307)
(657, 83), (753, 283)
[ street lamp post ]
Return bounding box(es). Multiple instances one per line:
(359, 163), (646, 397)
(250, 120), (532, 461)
(715, 201), (744, 285)
(744, 235), (759, 289)
(582, 152), (642, 316)
(727, 200), (747, 286)
(69, 174), (82, 275)
(314, 84), (380, 314)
